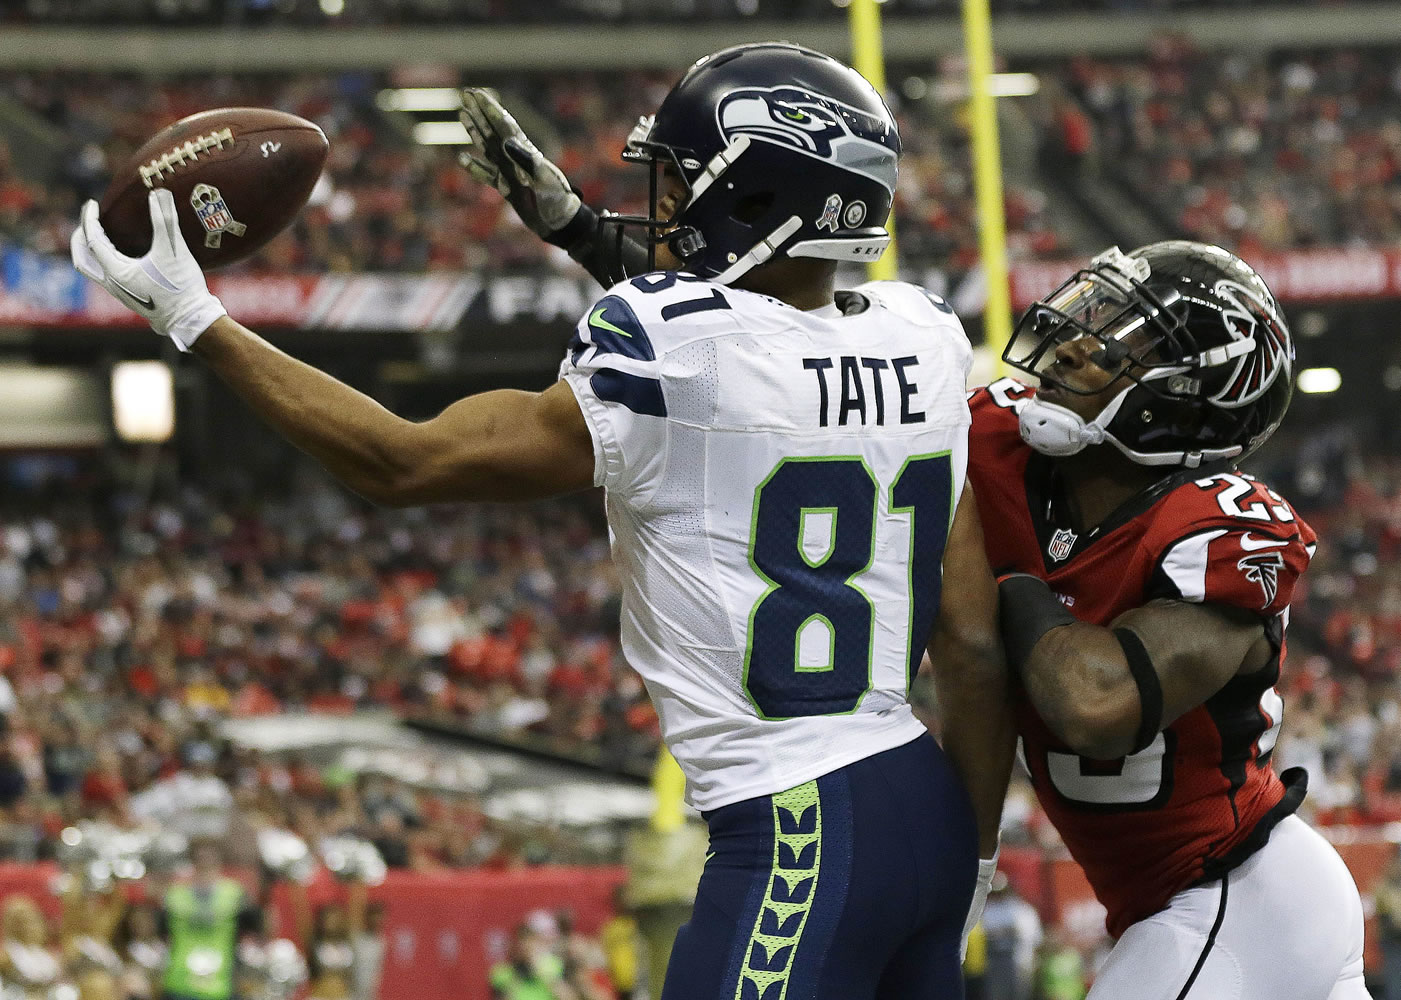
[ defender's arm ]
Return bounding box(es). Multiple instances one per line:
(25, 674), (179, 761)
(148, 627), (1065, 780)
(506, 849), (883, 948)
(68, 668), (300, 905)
(1001, 577), (1269, 760)
(194, 316), (596, 506)
(928, 485), (1015, 859)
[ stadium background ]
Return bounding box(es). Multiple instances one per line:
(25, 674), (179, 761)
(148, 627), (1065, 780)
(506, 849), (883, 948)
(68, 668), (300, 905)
(1, 0), (1400, 997)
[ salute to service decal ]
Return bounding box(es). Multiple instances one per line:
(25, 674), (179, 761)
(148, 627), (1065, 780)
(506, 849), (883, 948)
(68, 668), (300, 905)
(190, 183), (247, 249)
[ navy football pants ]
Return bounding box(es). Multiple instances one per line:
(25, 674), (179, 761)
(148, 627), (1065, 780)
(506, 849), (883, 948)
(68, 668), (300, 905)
(661, 733), (978, 1000)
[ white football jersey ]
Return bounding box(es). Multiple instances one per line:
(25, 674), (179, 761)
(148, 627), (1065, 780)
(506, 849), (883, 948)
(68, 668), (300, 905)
(561, 273), (973, 810)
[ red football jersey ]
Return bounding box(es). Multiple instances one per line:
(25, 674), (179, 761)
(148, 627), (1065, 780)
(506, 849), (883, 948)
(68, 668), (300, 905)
(969, 379), (1316, 937)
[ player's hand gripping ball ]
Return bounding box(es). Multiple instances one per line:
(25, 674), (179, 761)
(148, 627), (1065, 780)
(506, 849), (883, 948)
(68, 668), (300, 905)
(98, 107), (328, 269)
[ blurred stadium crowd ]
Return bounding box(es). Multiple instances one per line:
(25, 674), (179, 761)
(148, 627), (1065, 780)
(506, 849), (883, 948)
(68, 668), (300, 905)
(0, 68), (1064, 277)
(1267, 449), (1401, 826)
(0, 428), (1393, 870)
(4, 44), (1398, 280)
(1056, 42), (1401, 251)
(0, 457), (650, 872)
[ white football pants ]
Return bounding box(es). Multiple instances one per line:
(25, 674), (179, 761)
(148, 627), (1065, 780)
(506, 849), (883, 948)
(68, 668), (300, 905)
(1088, 815), (1370, 1000)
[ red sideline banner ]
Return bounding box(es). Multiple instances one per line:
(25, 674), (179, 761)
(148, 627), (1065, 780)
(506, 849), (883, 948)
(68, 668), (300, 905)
(0, 863), (624, 1000)
(277, 866), (626, 1000)
(1009, 248), (1401, 310)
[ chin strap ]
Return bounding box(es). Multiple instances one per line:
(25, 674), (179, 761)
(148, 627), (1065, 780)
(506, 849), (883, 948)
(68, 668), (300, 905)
(712, 215), (802, 285)
(1017, 388), (1245, 468)
(1016, 387), (1127, 457)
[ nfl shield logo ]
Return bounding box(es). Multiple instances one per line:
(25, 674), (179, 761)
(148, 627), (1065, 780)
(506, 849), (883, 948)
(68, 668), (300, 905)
(816, 193), (842, 232)
(1047, 528), (1077, 562)
(200, 202), (231, 231)
(190, 183), (248, 249)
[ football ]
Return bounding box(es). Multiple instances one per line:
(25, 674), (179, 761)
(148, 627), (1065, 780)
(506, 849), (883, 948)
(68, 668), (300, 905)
(98, 107), (328, 270)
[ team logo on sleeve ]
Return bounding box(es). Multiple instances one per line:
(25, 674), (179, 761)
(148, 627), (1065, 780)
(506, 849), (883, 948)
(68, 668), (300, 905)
(1047, 528), (1077, 562)
(189, 183), (247, 249)
(1237, 551), (1285, 608)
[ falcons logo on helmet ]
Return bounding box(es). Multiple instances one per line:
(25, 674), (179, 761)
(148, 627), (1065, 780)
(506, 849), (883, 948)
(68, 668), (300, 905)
(1237, 551), (1286, 608)
(1210, 279), (1293, 408)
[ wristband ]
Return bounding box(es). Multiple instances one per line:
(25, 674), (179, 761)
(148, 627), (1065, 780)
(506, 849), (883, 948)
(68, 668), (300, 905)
(543, 198), (597, 250)
(998, 573), (1077, 676)
(551, 203), (652, 286)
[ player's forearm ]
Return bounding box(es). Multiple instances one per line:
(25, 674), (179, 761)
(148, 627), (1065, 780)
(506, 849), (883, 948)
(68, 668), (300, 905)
(999, 575), (1141, 759)
(549, 204), (651, 287)
(929, 629), (1015, 857)
(193, 317), (421, 505)
(1023, 600), (1264, 759)
(1022, 624), (1140, 759)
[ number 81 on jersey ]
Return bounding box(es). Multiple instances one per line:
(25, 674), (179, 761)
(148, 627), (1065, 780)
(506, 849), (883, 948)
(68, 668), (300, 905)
(742, 454), (953, 720)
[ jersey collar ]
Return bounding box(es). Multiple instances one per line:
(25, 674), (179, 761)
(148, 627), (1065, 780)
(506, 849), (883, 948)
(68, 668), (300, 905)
(1023, 453), (1235, 573)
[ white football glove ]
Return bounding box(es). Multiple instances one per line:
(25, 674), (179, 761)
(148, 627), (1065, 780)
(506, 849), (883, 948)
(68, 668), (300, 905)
(961, 848), (1000, 961)
(458, 87), (581, 239)
(70, 189), (226, 352)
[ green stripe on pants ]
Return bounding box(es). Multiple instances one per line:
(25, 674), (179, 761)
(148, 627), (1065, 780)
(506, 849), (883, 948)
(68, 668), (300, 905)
(734, 780), (822, 1000)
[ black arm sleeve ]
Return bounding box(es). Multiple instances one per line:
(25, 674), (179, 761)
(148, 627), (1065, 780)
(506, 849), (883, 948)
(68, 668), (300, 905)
(998, 573), (1077, 675)
(545, 203), (650, 288)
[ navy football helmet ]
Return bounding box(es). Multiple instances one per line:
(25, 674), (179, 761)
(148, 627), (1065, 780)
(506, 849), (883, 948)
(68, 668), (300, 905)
(1006, 241), (1295, 468)
(613, 42), (900, 284)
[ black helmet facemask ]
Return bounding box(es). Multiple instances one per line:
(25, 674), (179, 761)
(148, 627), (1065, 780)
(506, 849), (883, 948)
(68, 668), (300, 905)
(1006, 244), (1295, 468)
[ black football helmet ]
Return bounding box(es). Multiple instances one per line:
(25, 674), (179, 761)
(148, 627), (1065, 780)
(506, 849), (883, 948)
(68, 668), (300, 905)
(612, 42), (900, 283)
(1005, 241), (1294, 468)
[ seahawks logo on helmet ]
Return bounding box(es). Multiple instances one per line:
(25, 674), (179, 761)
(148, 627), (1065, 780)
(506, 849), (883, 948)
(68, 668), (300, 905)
(1210, 279), (1293, 408)
(715, 86), (898, 194)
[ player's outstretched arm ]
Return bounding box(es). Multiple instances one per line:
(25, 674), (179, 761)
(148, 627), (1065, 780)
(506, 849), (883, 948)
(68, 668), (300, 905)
(1001, 580), (1269, 760)
(194, 317), (595, 505)
(70, 192), (596, 506)
(927, 485), (1015, 859)
(459, 88), (648, 287)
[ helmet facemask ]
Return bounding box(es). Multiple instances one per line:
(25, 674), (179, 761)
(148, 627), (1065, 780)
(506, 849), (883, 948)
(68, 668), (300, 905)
(1006, 248), (1201, 401)
(615, 117), (859, 284)
(609, 116), (710, 273)
(1006, 246), (1290, 468)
